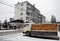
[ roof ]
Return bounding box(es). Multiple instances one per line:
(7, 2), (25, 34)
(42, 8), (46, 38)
(10, 19), (24, 23)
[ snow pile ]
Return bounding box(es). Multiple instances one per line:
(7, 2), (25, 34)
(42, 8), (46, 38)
(0, 30), (15, 32)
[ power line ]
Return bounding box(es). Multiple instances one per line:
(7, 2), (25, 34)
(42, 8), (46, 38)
(0, 2), (19, 9)
(0, 2), (14, 8)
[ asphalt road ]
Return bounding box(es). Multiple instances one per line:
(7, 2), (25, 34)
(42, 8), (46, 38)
(0, 30), (22, 36)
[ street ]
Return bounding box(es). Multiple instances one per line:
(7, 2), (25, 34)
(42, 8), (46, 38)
(0, 30), (60, 41)
(0, 30), (22, 36)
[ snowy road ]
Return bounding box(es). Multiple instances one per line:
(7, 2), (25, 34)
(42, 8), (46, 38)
(0, 32), (60, 41)
(0, 30), (22, 36)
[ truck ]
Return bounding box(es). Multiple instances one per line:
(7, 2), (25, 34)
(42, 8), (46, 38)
(23, 23), (59, 39)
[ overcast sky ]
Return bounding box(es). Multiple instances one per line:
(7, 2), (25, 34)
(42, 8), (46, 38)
(0, 0), (60, 22)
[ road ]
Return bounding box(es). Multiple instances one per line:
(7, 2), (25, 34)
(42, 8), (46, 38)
(0, 30), (60, 41)
(0, 30), (22, 36)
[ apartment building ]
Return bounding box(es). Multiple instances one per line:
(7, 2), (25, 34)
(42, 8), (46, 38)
(14, 1), (46, 23)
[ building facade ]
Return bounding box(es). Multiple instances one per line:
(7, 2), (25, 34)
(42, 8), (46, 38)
(9, 20), (24, 29)
(14, 1), (46, 23)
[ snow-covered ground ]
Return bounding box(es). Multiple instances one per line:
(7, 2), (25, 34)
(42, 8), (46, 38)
(0, 30), (18, 32)
(0, 32), (60, 41)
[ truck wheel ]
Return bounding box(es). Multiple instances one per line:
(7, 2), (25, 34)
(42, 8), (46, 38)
(26, 31), (30, 36)
(29, 32), (31, 36)
(26, 31), (31, 36)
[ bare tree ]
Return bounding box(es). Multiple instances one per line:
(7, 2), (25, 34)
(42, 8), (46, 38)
(2, 19), (8, 29)
(51, 15), (56, 23)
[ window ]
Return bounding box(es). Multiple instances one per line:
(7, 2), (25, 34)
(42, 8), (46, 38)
(24, 24), (29, 27)
(26, 12), (30, 15)
(20, 17), (22, 20)
(20, 13), (23, 15)
(21, 8), (24, 11)
(27, 5), (31, 8)
(21, 3), (24, 6)
(26, 17), (28, 20)
(27, 7), (32, 10)
(27, 10), (31, 12)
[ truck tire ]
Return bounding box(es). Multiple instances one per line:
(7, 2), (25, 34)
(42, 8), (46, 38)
(29, 32), (31, 36)
(26, 31), (29, 36)
(26, 31), (31, 36)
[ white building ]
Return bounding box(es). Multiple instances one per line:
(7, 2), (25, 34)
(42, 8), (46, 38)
(14, 1), (46, 23)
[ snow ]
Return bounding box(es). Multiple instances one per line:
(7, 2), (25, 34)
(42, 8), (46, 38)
(58, 31), (60, 37)
(0, 32), (60, 41)
(0, 30), (17, 32)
